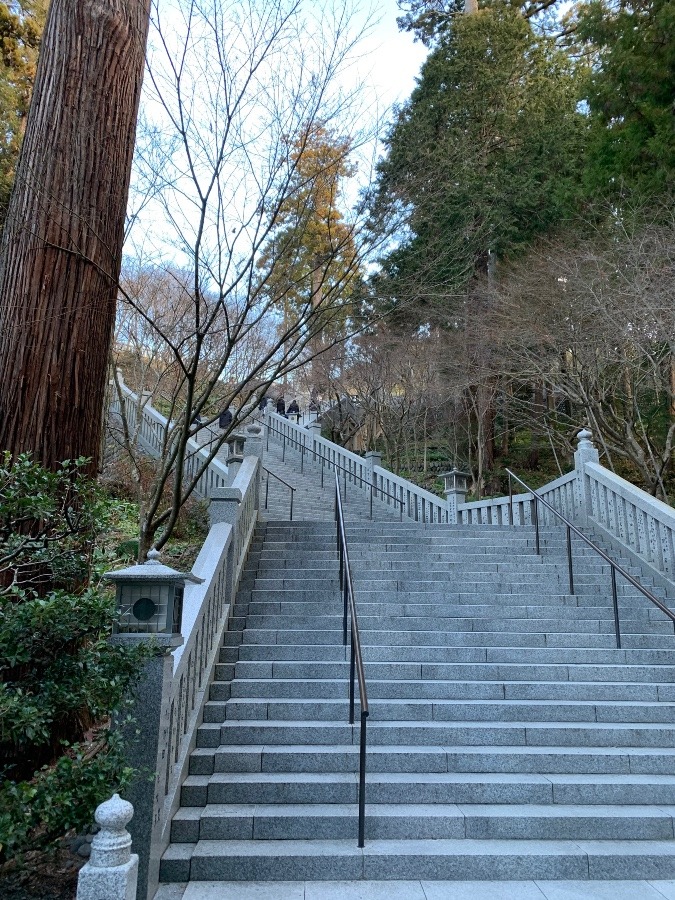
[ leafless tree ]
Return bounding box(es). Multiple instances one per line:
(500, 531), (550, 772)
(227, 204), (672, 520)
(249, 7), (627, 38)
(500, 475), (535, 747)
(109, 0), (382, 557)
(494, 208), (675, 497)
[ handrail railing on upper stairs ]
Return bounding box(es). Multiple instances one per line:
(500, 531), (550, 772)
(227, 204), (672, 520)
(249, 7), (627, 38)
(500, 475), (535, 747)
(261, 465), (295, 520)
(506, 468), (675, 649)
(334, 471), (369, 847)
(263, 417), (404, 520)
(264, 411), (448, 521)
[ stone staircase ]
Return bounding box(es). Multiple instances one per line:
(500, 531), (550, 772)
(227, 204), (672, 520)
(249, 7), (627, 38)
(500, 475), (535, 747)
(160, 516), (675, 885)
(260, 433), (401, 522)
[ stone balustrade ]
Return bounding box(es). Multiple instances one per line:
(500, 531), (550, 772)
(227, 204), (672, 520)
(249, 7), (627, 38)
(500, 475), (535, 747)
(109, 375), (229, 499)
(106, 455), (260, 900)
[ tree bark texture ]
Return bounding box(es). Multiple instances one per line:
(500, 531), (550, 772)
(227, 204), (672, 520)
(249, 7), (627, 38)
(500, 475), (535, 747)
(0, 0), (151, 473)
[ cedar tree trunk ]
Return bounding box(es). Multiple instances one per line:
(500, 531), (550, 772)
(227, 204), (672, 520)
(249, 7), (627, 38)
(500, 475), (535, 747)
(0, 0), (151, 474)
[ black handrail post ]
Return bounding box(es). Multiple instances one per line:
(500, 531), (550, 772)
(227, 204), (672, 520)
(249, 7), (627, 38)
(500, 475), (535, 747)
(282, 434), (286, 462)
(349, 632), (356, 724)
(358, 711), (367, 848)
(509, 474), (514, 525)
(370, 484), (373, 520)
(333, 472), (369, 847)
(300, 443), (304, 474)
(289, 488), (294, 522)
(343, 578), (349, 647)
(533, 496), (540, 555)
(566, 525), (575, 595)
(611, 566), (621, 649)
(343, 467), (347, 498)
(265, 476), (269, 510)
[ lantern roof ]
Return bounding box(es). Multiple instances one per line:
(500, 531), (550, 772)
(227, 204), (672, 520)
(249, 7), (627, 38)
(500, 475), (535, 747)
(105, 549), (203, 585)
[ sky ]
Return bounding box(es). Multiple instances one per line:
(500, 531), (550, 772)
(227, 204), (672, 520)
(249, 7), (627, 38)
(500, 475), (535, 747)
(351, 0), (428, 108)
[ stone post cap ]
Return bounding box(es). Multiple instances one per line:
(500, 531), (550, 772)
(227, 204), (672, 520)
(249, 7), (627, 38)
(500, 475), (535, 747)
(576, 427), (595, 449)
(210, 486), (243, 503)
(89, 794), (134, 869)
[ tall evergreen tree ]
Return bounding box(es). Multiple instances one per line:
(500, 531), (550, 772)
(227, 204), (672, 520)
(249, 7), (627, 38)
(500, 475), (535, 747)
(575, 0), (675, 200)
(0, 0), (151, 475)
(373, 3), (584, 324)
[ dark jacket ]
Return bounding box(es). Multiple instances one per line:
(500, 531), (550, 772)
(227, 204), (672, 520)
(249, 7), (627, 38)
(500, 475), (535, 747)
(219, 408), (233, 429)
(287, 400), (300, 415)
(276, 398), (286, 415)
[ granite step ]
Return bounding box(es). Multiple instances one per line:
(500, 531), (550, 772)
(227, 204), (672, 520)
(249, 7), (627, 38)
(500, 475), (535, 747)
(160, 837), (675, 882)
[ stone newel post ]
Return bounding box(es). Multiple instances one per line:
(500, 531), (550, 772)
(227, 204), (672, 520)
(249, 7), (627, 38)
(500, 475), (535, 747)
(306, 420), (322, 460)
(76, 794), (138, 900)
(574, 427), (599, 523)
(365, 450), (382, 499)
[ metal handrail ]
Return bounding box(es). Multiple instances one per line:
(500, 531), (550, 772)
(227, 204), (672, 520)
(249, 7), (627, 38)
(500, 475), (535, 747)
(506, 468), (675, 648)
(334, 471), (369, 847)
(261, 466), (295, 521)
(264, 418), (404, 519)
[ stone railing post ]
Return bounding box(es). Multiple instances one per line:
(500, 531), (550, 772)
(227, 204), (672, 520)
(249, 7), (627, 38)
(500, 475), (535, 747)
(365, 450), (382, 499)
(209, 486), (243, 528)
(76, 794), (138, 900)
(208, 485), (244, 604)
(243, 426), (263, 509)
(574, 427), (599, 523)
(306, 420), (322, 461)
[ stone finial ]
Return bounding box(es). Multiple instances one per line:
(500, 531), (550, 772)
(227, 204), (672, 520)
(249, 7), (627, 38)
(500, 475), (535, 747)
(576, 428), (595, 450)
(145, 548), (161, 565)
(88, 794), (134, 869)
(76, 794), (138, 900)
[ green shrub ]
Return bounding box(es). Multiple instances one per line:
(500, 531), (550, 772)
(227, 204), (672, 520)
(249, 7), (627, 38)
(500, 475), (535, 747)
(115, 538), (139, 560)
(0, 453), (149, 858)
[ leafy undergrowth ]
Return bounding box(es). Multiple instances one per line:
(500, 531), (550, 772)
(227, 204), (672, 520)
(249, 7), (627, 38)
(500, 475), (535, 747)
(0, 455), (151, 863)
(105, 496), (210, 571)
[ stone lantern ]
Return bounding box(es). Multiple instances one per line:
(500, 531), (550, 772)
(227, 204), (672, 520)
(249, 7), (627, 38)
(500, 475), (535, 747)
(441, 467), (470, 524)
(226, 430), (246, 480)
(105, 549), (202, 636)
